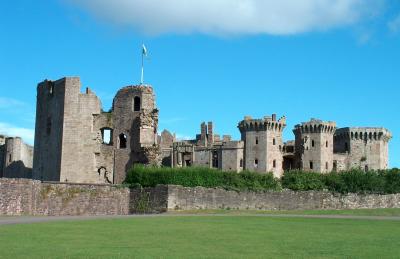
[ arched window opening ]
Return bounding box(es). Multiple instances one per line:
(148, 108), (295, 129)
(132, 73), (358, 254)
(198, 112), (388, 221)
(101, 128), (113, 145)
(133, 96), (141, 112)
(254, 159), (259, 168)
(119, 133), (127, 149)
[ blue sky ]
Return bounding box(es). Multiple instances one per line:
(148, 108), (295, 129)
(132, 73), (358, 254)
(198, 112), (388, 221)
(0, 0), (399, 167)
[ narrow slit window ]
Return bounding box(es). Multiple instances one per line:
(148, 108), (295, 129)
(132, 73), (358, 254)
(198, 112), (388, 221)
(133, 96), (141, 112)
(310, 161), (313, 170)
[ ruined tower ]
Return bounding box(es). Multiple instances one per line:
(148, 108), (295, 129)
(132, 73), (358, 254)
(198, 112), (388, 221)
(33, 78), (102, 182)
(333, 127), (392, 171)
(238, 114), (286, 178)
(293, 119), (336, 173)
(33, 78), (160, 184)
(111, 85), (159, 183)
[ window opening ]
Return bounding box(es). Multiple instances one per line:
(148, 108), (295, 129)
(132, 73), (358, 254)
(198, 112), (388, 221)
(119, 133), (127, 149)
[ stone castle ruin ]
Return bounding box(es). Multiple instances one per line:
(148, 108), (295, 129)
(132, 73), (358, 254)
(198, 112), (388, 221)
(0, 135), (33, 179)
(0, 77), (392, 183)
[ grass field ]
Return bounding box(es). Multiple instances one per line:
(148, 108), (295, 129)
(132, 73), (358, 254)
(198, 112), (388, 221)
(170, 208), (400, 216)
(1, 212), (400, 258)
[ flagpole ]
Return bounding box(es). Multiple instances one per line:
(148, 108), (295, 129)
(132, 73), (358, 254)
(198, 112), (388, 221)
(141, 46), (144, 85)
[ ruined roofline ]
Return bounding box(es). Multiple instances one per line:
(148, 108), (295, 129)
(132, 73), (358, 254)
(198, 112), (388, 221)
(38, 77), (98, 97)
(116, 84), (154, 94)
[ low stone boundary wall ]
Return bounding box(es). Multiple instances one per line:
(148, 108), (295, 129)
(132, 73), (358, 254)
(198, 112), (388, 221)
(167, 185), (400, 211)
(1, 178), (400, 216)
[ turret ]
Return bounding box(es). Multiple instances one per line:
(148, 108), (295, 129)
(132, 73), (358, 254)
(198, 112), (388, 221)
(238, 114), (286, 177)
(293, 119), (336, 173)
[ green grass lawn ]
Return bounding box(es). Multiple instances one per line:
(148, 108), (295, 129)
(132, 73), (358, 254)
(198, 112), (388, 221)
(169, 208), (400, 216)
(1, 215), (400, 258)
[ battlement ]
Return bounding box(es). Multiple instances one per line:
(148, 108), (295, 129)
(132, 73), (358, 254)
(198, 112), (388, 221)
(293, 118), (336, 134)
(238, 114), (286, 132)
(335, 127), (392, 142)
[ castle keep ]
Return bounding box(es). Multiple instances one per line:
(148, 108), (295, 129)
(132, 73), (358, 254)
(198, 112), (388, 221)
(33, 77), (159, 184)
(1, 77), (392, 183)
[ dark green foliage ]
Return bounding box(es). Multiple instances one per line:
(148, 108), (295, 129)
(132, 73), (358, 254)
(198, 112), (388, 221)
(125, 165), (281, 192)
(383, 168), (400, 194)
(125, 166), (400, 194)
(283, 169), (399, 194)
(281, 171), (325, 191)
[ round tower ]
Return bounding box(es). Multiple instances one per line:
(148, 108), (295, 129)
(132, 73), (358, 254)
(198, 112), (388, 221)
(238, 114), (286, 178)
(112, 84), (160, 183)
(293, 119), (336, 173)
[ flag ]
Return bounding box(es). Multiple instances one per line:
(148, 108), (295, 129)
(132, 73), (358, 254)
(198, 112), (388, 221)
(142, 44), (147, 56)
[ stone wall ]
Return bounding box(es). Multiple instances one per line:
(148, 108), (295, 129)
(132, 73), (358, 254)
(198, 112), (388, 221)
(167, 185), (400, 211)
(2, 178), (400, 216)
(0, 178), (131, 216)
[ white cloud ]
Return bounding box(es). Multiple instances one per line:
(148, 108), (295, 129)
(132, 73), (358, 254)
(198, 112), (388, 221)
(388, 14), (400, 33)
(68, 0), (384, 36)
(0, 97), (27, 108)
(0, 122), (35, 145)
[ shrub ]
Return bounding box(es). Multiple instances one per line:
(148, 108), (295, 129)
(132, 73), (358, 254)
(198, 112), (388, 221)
(383, 168), (400, 194)
(125, 165), (281, 192)
(281, 171), (325, 191)
(324, 170), (385, 194)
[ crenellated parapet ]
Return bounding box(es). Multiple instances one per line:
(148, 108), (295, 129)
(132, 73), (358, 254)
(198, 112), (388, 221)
(238, 114), (286, 133)
(293, 118), (336, 135)
(335, 127), (392, 142)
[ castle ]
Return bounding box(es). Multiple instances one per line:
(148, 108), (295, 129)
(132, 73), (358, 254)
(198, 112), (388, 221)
(0, 77), (392, 183)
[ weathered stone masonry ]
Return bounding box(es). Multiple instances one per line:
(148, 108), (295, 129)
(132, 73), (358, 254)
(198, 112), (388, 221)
(1, 178), (400, 216)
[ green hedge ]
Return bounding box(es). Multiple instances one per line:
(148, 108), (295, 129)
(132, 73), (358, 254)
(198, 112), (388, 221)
(282, 169), (400, 194)
(125, 166), (400, 194)
(125, 165), (281, 192)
